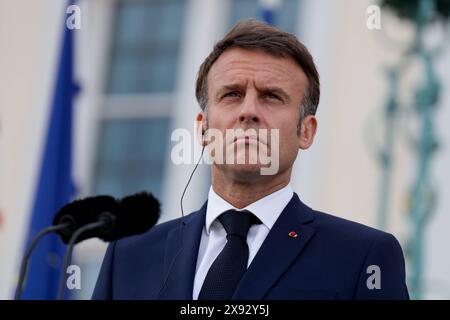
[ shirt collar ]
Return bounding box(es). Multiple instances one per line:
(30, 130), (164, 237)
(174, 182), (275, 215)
(205, 184), (294, 234)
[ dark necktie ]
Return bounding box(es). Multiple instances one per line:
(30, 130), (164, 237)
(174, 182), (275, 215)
(198, 209), (261, 300)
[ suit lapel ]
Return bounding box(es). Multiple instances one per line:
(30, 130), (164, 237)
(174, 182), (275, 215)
(232, 193), (316, 300)
(158, 202), (207, 299)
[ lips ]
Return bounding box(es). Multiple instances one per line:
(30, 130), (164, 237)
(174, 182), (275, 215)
(234, 136), (258, 143)
(233, 135), (267, 145)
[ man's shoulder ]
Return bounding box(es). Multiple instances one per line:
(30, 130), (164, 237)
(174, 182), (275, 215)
(307, 206), (399, 247)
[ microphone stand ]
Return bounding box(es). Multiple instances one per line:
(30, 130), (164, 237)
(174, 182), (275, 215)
(14, 223), (71, 300)
(57, 214), (114, 300)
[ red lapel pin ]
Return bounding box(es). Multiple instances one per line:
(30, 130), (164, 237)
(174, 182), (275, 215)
(288, 231), (298, 238)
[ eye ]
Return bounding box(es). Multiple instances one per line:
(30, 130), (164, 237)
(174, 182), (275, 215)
(263, 93), (282, 101)
(223, 91), (241, 98)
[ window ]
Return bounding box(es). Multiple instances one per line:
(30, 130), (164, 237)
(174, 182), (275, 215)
(94, 0), (186, 201)
(228, 0), (299, 35)
(107, 0), (185, 93)
(93, 118), (170, 200)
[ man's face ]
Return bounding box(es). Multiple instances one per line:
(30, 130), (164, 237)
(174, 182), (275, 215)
(204, 47), (311, 180)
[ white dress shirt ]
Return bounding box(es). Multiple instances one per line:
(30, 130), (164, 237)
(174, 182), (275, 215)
(192, 184), (294, 299)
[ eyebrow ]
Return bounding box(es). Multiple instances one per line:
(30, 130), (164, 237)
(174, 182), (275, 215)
(215, 83), (291, 103)
(257, 85), (291, 103)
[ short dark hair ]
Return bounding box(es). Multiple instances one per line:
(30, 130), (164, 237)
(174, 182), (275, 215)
(195, 19), (320, 118)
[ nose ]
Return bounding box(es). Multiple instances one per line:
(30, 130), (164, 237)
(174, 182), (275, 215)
(238, 92), (260, 125)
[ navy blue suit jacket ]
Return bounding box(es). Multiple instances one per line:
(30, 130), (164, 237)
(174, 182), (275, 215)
(92, 193), (409, 300)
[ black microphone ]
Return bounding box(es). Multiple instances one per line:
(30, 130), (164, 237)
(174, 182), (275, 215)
(52, 195), (118, 244)
(57, 191), (160, 300)
(100, 191), (160, 241)
(15, 192), (161, 300)
(14, 195), (118, 300)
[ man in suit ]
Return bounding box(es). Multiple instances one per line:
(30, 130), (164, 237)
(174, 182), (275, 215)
(92, 20), (409, 300)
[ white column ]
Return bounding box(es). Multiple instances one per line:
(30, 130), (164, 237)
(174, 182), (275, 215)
(291, 0), (338, 210)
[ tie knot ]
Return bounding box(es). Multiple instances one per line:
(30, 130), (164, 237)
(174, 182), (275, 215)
(218, 209), (261, 240)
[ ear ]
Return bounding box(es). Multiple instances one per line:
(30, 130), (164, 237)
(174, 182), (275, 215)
(298, 115), (317, 150)
(196, 112), (208, 146)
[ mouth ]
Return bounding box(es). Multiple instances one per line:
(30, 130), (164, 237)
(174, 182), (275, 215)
(234, 136), (259, 145)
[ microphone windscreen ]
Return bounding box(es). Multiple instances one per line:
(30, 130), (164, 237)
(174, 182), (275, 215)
(53, 195), (117, 244)
(99, 191), (160, 242)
